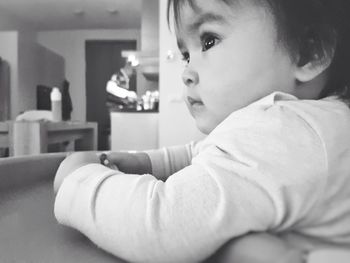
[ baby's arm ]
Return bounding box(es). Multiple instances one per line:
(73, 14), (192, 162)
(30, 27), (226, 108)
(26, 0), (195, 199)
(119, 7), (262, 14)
(53, 106), (327, 263)
(53, 151), (146, 193)
(106, 151), (152, 174)
(53, 150), (153, 193)
(53, 152), (101, 193)
(54, 152), (306, 263)
(54, 142), (194, 192)
(106, 142), (195, 180)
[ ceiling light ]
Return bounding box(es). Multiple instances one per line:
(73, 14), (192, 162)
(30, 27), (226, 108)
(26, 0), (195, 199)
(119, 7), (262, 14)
(107, 8), (119, 15)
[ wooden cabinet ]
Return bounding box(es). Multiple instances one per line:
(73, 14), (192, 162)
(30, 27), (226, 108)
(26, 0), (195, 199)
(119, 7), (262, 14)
(0, 121), (97, 156)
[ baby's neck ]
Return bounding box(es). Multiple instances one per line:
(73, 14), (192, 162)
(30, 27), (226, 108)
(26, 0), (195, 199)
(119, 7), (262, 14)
(295, 71), (329, 100)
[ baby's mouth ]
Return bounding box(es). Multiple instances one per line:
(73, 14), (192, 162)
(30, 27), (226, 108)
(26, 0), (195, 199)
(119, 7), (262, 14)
(187, 96), (204, 107)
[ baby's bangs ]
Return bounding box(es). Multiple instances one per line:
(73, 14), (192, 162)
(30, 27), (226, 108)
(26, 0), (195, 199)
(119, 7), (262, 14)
(167, 0), (264, 27)
(167, 0), (199, 27)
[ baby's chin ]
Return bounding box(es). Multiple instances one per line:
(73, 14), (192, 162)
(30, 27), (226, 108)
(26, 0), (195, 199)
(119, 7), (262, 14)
(186, 103), (223, 134)
(195, 119), (217, 135)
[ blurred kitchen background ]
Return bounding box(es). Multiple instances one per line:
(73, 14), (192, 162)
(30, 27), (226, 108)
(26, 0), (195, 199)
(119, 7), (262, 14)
(0, 0), (204, 157)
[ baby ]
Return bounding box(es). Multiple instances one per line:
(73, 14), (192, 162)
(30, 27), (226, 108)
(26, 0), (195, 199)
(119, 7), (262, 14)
(54, 0), (350, 262)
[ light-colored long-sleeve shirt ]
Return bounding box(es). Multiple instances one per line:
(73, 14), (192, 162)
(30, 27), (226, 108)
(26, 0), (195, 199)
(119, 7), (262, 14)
(54, 92), (350, 262)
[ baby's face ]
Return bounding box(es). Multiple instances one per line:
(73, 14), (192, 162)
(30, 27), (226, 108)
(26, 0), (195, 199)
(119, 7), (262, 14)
(175, 0), (298, 134)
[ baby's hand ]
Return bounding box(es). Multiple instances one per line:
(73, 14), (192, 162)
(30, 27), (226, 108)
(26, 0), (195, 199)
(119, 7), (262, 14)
(107, 151), (152, 175)
(53, 152), (101, 193)
(99, 153), (120, 170)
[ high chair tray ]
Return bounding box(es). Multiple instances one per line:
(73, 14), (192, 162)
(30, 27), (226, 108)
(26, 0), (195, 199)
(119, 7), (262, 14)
(0, 153), (126, 263)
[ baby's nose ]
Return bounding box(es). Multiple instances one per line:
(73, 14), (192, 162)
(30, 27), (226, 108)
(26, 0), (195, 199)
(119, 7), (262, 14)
(182, 68), (199, 87)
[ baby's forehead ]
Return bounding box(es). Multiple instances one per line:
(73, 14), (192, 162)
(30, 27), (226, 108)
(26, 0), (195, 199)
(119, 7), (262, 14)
(173, 0), (272, 24)
(173, 0), (273, 32)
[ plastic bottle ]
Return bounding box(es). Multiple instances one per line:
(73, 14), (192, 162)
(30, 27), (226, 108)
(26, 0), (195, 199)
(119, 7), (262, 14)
(50, 87), (62, 122)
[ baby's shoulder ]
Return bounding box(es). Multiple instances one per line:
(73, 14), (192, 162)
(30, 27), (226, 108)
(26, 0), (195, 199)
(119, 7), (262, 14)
(206, 92), (350, 165)
(216, 92), (350, 136)
(277, 95), (350, 125)
(276, 95), (350, 148)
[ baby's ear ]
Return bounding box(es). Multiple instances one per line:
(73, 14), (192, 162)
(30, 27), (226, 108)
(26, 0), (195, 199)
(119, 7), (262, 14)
(295, 32), (336, 83)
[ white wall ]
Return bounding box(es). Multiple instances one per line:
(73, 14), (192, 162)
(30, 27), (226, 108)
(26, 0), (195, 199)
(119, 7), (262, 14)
(138, 0), (159, 96)
(0, 32), (18, 118)
(0, 12), (45, 118)
(158, 0), (204, 147)
(36, 44), (65, 88)
(141, 0), (159, 52)
(0, 8), (43, 118)
(17, 30), (40, 115)
(0, 30), (64, 118)
(37, 29), (140, 121)
(0, 9), (30, 31)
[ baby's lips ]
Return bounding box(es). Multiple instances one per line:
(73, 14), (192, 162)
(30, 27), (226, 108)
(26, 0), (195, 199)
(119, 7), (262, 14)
(187, 96), (203, 105)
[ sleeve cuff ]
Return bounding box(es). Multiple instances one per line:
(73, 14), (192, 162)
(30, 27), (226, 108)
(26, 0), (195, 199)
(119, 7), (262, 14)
(146, 144), (194, 180)
(54, 163), (122, 235)
(146, 148), (170, 180)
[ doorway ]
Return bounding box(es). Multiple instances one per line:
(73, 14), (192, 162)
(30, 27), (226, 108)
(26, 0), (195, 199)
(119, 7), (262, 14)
(85, 40), (137, 150)
(0, 58), (10, 121)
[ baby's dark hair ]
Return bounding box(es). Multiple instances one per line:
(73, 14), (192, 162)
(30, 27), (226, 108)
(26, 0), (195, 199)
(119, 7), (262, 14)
(167, 0), (350, 101)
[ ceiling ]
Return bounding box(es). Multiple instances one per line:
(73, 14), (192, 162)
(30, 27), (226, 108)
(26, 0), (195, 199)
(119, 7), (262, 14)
(0, 0), (142, 30)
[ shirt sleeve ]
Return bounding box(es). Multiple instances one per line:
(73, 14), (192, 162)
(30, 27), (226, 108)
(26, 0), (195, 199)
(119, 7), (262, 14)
(145, 141), (199, 180)
(54, 103), (327, 263)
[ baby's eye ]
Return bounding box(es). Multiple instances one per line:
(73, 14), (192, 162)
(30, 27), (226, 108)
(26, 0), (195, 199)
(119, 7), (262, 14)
(181, 51), (190, 64)
(201, 33), (219, 52)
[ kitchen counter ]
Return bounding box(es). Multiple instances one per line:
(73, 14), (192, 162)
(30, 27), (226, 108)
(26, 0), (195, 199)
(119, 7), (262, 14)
(110, 111), (158, 151)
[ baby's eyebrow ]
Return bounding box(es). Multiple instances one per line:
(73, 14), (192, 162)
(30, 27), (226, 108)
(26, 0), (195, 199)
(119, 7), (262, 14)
(188, 12), (228, 33)
(175, 12), (229, 50)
